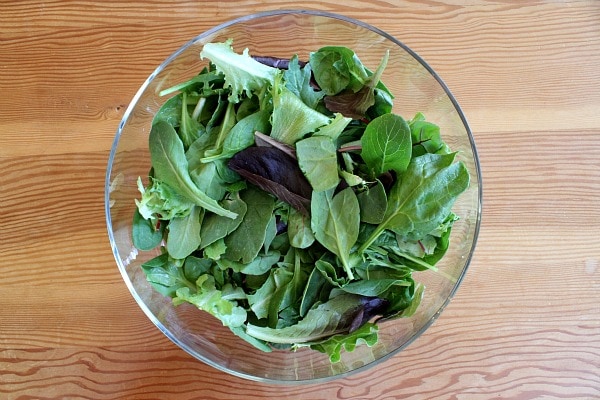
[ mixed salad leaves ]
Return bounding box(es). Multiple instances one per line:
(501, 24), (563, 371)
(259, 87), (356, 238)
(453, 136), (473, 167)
(132, 39), (469, 362)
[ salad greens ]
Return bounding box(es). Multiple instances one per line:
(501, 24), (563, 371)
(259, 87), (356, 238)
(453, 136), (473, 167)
(132, 39), (469, 362)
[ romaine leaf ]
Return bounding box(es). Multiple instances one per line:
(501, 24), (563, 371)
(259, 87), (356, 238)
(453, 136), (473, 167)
(270, 75), (331, 145)
(200, 39), (279, 103)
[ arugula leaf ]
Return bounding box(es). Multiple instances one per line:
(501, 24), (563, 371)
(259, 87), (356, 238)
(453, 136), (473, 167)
(200, 39), (279, 103)
(296, 136), (340, 192)
(307, 322), (378, 363)
(149, 120), (237, 218)
(284, 55), (325, 109)
(223, 187), (275, 263)
(311, 188), (360, 280)
(174, 274), (247, 328)
(361, 113), (412, 176)
(166, 205), (203, 259)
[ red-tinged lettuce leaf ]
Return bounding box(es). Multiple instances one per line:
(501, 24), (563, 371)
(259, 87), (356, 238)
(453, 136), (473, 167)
(228, 146), (312, 215)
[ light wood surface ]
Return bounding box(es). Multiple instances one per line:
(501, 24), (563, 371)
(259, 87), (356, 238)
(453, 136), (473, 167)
(2, 1), (599, 398)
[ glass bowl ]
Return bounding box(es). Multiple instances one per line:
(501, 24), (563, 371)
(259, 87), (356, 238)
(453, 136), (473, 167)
(105, 10), (482, 383)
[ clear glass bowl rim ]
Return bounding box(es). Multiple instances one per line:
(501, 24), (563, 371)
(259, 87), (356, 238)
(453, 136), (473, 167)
(104, 9), (483, 384)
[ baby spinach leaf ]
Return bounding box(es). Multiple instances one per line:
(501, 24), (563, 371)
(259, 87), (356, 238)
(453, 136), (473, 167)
(149, 120), (237, 219)
(228, 146), (312, 215)
(361, 113), (412, 176)
(358, 153), (469, 252)
(408, 113), (450, 156)
(296, 136), (340, 192)
(199, 192), (247, 249)
(287, 207), (315, 249)
(248, 266), (293, 320)
(153, 93), (182, 127)
(217, 251), (280, 275)
(166, 205), (203, 259)
(308, 322), (378, 363)
(311, 188), (360, 280)
(309, 46), (368, 95)
(356, 180), (387, 224)
(299, 265), (331, 317)
(183, 256), (213, 282)
(200, 39), (279, 103)
(174, 275), (247, 328)
(132, 208), (164, 251)
(341, 278), (411, 297)
(224, 187), (275, 263)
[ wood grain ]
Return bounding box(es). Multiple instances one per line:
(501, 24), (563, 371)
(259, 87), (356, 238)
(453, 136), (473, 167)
(1, 0), (599, 398)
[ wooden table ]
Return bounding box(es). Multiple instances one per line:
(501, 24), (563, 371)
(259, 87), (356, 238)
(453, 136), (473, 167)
(2, 1), (599, 398)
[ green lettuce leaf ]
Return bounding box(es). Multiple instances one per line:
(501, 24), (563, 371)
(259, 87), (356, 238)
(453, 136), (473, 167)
(200, 39), (279, 103)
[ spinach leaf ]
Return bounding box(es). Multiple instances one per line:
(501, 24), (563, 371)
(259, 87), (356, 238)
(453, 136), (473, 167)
(299, 265), (331, 317)
(224, 187), (275, 263)
(199, 192), (247, 248)
(153, 93), (182, 127)
(166, 205), (203, 259)
(309, 46), (368, 95)
(311, 187), (360, 280)
(179, 92), (204, 150)
(248, 266), (293, 320)
(361, 113), (412, 176)
(149, 120), (236, 218)
(358, 153), (470, 252)
(296, 136), (340, 192)
(132, 208), (164, 251)
(287, 207), (315, 249)
(356, 180), (388, 224)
